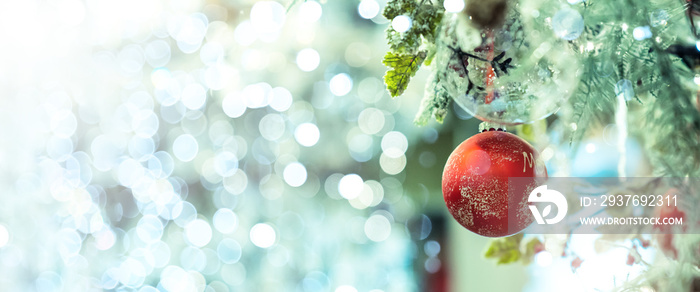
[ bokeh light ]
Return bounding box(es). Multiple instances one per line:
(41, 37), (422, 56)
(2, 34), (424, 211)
(329, 73), (353, 96)
(294, 123), (320, 147)
(364, 213), (392, 242)
(283, 162), (308, 187)
(213, 208), (239, 234)
(443, 0), (465, 12)
(358, 0), (380, 19)
(250, 223), (276, 248)
(296, 48), (321, 72)
(250, 1), (286, 34)
(391, 15), (412, 33)
(0, 1), (451, 291)
(299, 1), (323, 23)
(185, 219), (213, 247)
(173, 134), (199, 162)
(338, 174), (364, 200)
(217, 239), (243, 264)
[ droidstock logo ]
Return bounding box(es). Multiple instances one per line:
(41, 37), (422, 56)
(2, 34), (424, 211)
(528, 185), (568, 225)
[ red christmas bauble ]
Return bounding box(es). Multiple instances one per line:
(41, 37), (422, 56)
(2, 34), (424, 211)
(441, 129), (547, 237)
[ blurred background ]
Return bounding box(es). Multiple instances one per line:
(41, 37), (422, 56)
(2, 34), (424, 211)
(0, 0), (658, 291)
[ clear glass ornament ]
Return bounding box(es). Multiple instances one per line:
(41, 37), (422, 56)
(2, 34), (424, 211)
(435, 0), (581, 125)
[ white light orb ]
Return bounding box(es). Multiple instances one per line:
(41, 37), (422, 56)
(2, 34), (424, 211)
(296, 48), (320, 72)
(250, 223), (276, 248)
(391, 15), (412, 33)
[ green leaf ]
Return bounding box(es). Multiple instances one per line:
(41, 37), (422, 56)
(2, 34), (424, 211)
(383, 51), (426, 97)
(381, 0), (444, 109)
(484, 233), (524, 265)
